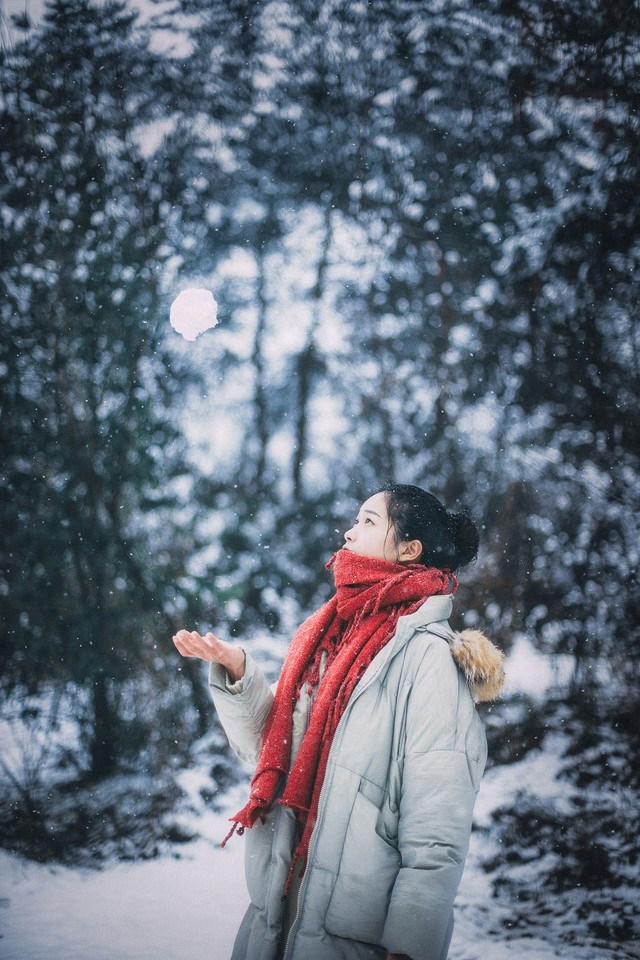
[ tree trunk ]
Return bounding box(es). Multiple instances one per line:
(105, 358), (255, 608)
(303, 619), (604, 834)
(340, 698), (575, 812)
(292, 206), (333, 499)
(183, 658), (212, 738)
(90, 673), (117, 779)
(249, 249), (270, 493)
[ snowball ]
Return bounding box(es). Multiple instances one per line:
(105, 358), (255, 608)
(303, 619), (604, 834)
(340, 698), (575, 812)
(170, 288), (219, 341)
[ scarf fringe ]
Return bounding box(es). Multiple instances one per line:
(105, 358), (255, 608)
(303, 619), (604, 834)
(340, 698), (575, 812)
(220, 820), (245, 848)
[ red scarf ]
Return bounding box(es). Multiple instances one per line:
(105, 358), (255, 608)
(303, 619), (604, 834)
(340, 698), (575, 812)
(220, 546), (458, 895)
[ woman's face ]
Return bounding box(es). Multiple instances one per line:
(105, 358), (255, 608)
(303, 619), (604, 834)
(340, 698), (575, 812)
(343, 491), (422, 563)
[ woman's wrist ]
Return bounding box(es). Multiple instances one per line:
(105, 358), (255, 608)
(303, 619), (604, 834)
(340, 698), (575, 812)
(225, 646), (246, 683)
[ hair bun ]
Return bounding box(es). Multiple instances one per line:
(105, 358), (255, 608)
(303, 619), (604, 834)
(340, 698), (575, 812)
(449, 511), (479, 568)
(382, 483), (481, 572)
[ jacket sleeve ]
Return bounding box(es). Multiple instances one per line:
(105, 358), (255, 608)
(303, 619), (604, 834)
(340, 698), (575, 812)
(208, 650), (276, 768)
(381, 638), (480, 960)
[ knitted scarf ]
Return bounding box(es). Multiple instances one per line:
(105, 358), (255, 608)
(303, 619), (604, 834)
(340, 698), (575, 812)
(220, 546), (458, 896)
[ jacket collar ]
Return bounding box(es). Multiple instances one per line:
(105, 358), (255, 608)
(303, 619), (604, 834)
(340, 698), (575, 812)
(394, 594), (506, 702)
(398, 593), (454, 628)
(351, 594), (454, 700)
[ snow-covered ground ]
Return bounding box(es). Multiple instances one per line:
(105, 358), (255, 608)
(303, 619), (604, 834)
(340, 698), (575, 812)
(0, 777), (250, 960)
(0, 636), (618, 960)
(0, 732), (612, 960)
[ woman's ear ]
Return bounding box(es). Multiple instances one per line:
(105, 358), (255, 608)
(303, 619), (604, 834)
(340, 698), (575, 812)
(399, 539), (422, 562)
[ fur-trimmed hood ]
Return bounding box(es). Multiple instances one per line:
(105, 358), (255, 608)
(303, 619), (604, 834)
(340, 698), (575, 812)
(448, 628), (506, 702)
(401, 595), (506, 703)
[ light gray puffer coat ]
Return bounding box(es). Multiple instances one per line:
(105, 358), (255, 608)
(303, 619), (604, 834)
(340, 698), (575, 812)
(208, 594), (505, 960)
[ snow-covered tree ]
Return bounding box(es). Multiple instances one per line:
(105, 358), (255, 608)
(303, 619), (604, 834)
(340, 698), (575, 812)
(0, 0), (212, 777)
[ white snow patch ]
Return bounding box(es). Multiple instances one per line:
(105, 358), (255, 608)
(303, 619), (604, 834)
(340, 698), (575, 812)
(133, 116), (179, 159)
(504, 633), (575, 698)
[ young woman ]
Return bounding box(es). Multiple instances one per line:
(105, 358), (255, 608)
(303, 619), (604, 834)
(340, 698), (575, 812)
(173, 483), (505, 960)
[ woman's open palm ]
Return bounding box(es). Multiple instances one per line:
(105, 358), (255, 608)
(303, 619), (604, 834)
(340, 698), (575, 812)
(172, 629), (245, 681)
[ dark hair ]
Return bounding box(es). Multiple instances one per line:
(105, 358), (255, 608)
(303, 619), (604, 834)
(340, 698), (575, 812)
(379, 483), (479, 571)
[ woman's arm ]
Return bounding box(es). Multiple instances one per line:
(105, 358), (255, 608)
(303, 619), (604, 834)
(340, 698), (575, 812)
(381, 638), (479, 960)
(173, 629), (274, 767)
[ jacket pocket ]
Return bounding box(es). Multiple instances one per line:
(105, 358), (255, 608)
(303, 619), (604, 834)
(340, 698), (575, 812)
(324, 788), (401, 945)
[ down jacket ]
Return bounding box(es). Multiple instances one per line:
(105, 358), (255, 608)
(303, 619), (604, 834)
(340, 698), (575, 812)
(208, 593), (505, 960)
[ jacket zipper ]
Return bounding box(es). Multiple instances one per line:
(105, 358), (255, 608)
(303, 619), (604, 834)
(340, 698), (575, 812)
(281, 621), (414, 960)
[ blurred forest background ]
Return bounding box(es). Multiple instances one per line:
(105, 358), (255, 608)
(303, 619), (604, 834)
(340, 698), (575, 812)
(1, 0), (639, 955)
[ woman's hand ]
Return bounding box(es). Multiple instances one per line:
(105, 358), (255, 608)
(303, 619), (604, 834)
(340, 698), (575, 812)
(172, 629), (246, 682)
